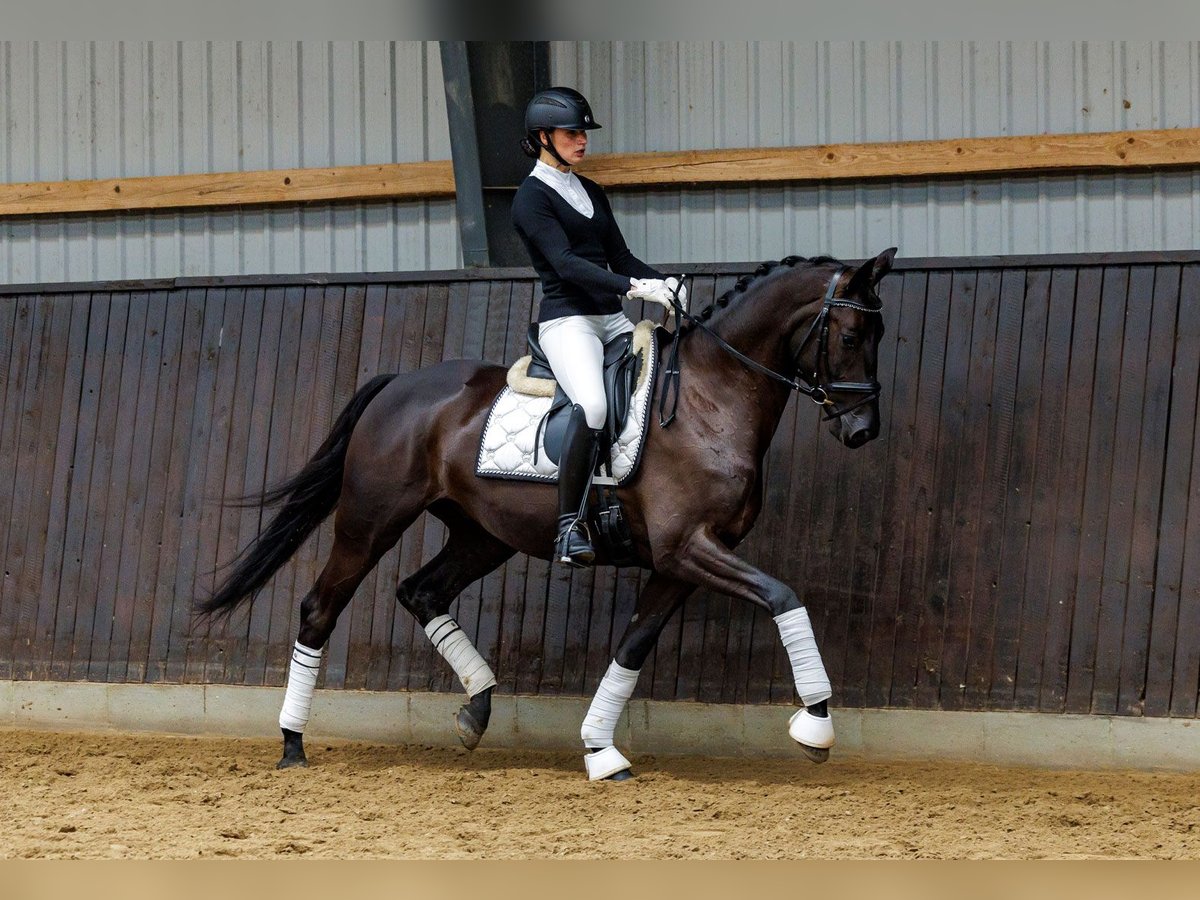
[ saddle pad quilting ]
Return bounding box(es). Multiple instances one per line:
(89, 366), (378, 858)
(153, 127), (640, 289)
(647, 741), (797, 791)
(476, 323), (658, 484)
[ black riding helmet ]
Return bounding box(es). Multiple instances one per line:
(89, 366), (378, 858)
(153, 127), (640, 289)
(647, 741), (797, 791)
(521, 87), (601, 164)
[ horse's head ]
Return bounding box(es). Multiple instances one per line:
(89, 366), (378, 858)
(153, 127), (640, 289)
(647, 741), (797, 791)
(789, 248), (896, 449)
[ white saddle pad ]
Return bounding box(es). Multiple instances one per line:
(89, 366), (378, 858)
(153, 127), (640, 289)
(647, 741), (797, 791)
(475, 320), (658, 484)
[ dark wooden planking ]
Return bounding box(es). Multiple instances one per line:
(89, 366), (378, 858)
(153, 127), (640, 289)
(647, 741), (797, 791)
(0, 295), (39, 679)
(1090, 266), (1156, 715)
(1014, 269), (1079, 709)
(32, 294), (92, 680)
(1038, 268), (1100, 711)
(124, 289), (189, 683)
(242, 287), (303, 687)
(962, 270), (1026, 708)
(11, 296), (73, 677)
(69, 294), (132, 681)
(1115, 265), (1178, 715)
(1064, 267), (1130, 713)
(149, 288), (211, 682)
(1154, 265), (1200, 716)
(988, 269), (1050, 708)
(104, 291), (168, 683)
(890, 269), (952, 707)
(186, 288), (250, 684)
(164, 287), (230, 682)
(864, 272), (928, 707)
(259, 286), (326, 688)
(223, 287), (285, 687)
(86, 291), (150, 682)
(913, 270), (976, 707)
(937, 271), (1001, 709)
(49, 294), (107, 680)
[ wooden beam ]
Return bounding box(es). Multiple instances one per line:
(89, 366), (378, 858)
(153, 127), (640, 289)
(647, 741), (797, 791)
(578, 127), (1200, 189)
(0, 160), (456, 217)
(2, 127), (1198, 218)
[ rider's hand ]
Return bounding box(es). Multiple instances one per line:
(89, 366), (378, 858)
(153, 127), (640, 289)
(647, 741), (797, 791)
(665, 277), (688, 312)
(625, 277), (666, 301)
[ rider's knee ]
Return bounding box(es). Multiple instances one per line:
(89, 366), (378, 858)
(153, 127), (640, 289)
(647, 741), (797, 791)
(579, 397), (606, 430)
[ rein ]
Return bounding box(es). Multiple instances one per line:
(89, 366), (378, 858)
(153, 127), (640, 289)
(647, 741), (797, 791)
(657, 266), (882, 427)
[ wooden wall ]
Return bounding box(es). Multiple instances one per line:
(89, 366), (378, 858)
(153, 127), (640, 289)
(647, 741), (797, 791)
(2, 252), (1199, 717)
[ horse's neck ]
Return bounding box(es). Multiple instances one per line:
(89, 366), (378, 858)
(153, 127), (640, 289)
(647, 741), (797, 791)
(679, 279), (800, 453)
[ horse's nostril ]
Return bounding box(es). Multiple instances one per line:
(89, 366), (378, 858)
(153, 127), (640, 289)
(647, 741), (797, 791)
(845, 428), (870, 449)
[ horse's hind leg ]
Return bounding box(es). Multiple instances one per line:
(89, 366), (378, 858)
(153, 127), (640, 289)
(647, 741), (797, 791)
(579, 572), (696, 781)
(395, 511), (516, 750)
(277, 521), (404, 770)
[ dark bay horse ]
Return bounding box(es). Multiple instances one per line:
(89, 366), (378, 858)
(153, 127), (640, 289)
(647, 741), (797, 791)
(200, 248), (896, 779)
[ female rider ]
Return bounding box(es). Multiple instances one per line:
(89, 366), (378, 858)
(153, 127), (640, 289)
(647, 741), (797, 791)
(511, 86), (684, 568)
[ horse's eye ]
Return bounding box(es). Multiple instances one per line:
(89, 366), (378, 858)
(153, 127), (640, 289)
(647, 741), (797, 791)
(841, 333), (860, 349)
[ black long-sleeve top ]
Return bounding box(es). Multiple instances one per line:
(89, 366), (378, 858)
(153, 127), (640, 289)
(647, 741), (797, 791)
(511, 172), (662, 323)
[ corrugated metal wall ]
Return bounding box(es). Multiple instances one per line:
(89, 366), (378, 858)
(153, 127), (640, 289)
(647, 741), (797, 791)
(552, 41), (1200, 262)
(0, 41), (459, 283)
(2, 42), (1198, 283)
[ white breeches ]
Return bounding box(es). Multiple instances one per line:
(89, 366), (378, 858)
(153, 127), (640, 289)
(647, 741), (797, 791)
(539, 312), (636, 429)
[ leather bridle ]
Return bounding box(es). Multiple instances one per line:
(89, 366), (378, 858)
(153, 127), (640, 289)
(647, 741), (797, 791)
(658, 266), (883, 427)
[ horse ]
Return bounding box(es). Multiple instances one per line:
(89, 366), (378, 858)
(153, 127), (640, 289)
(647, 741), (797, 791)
(199, 247), (896, 781)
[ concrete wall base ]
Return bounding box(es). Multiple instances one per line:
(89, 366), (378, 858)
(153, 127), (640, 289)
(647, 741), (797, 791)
(2, 680), (1198, 772)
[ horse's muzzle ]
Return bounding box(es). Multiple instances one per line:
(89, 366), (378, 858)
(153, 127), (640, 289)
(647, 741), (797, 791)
(829, 403), (879, 449)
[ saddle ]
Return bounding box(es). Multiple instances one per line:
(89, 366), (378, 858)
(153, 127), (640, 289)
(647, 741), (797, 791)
(525, 323), (643, 470)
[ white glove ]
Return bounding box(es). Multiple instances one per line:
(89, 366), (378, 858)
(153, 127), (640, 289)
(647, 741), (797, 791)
(626, 277), (686, 312)
(665, 277), (688, 312)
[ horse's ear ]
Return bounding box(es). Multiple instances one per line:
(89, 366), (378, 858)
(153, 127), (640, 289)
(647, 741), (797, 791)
(870, 247), (898, 284)
(844, 247), (897, 297)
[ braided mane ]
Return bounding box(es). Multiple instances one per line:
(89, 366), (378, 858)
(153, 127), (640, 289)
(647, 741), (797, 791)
(683, 254), (844, 333)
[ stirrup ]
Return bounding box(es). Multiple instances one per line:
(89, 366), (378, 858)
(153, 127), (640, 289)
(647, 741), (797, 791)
(555, 518), (595, 568)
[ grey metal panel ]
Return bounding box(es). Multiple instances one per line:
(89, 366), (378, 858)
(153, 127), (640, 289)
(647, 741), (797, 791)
(0, 41), (461, 282)
(551, 41), (1200, 263)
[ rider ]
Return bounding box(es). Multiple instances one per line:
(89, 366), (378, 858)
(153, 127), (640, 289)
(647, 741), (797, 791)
(511, 86), (685, 569)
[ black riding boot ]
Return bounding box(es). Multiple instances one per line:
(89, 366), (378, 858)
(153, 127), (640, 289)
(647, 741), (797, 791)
(555, 404), (602, 568)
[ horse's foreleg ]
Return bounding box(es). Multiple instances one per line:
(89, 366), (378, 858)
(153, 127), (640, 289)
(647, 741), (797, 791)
(665, 528), (834, 762)
(395, 517), (515, 750)
(580, 572), (695, 781)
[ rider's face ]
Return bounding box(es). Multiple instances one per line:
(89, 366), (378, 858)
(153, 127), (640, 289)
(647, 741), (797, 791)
(544, 128), (588, 167)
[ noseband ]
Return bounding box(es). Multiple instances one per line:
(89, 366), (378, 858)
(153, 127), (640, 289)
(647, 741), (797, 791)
(658, 266), (882, 427)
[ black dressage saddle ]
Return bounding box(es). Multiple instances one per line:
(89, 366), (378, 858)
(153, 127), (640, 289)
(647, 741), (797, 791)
(526, 323), (643, 469)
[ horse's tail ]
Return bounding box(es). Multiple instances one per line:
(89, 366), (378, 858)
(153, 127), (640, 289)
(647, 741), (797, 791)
(196, 373), (398, 620)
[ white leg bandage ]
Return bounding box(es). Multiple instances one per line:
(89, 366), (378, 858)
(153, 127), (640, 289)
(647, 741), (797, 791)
(580, 660), (640, 748)
(279, 641), (324, 733)
(424, 615), (497, 698)
(775, 607), (832, 707)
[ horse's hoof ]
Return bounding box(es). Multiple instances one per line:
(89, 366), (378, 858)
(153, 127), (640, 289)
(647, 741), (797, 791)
(799, 744), (830, 764)
(276, 754), (309, 770)
(454, 707), (484, 751)
(605, 768), (635, 781)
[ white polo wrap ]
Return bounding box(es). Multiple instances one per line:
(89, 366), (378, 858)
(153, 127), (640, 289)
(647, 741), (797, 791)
(774, 606), (832, 707)
(580, 659), (640, 748)
(279, 641), (324, 733)
(423, 615), (498, 698)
